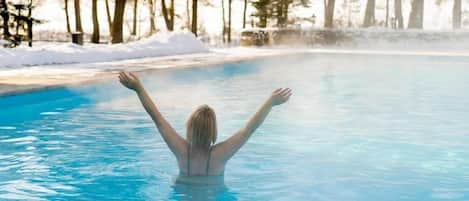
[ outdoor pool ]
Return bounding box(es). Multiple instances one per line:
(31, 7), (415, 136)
(1, 53), (469, 201)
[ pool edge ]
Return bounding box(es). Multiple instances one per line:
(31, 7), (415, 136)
(0, 50), (307, 97)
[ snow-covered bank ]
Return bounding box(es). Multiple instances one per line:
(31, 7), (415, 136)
(0, 32), (208, 69)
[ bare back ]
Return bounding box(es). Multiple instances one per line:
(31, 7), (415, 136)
(118, 72), (291, 178)
(178, 144), (228, 176)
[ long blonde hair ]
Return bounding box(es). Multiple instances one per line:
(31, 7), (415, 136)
(186, 105), (217, 148)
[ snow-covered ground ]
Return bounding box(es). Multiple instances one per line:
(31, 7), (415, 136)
(0, 32), (207, 69)
(3, 29), (469, 71)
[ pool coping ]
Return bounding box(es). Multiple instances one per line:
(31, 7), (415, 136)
(2, 47), (469, 97)
(0, 49), (308, 97)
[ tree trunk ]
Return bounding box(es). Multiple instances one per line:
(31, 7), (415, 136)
(105, 0), (113, 33)
(1, 0), (10, 37)
(453, 0), (462, 29)
(363, 0), (375, 27)
(394, 0), (403, 28)
(161, 0), (173, 31)
(277, 0), (290, 27)
(147, 0), (157, 34)
(408, 0), (424, 29)
(243, 0), (247, 28)
(64, 0), (71, 33)
(186, 0), (191, 29)
(228, 0), (232, 43)
(284, 1), (289, 25)
(132, 0), (137, 35)
(277, 1), (283, 26)
(111, 0), (126, 43)
(385, 0), (389, 27)
(74, 0), (83, 32)
(91, 0), (100, 43)
(324, 0), (335, 28)
(222, 0), (226, 42)
(191, 0), (198, 36)
(170, 0), (174, 30)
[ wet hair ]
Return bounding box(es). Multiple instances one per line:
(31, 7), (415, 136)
(186, 105), (217, 148)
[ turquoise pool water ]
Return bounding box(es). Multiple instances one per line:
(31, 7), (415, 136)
(1, 53), (469, 200)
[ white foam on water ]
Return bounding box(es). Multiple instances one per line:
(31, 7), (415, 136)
(0, 136), (38, 143)
(0, 180), (57, 196)
(0, 193), (46, 201)
(23, 129), (39, 134)
(0, 127), (16, 130)
(40, 112), (62, 116)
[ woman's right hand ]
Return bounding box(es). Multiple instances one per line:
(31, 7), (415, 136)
(269, 88), (292, 106)
(118, 71), (142, 91)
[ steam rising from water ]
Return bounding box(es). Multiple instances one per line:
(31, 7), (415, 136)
(2, 53), (469, 200)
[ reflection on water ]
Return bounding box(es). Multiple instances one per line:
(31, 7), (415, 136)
(170, 175), (237, 201)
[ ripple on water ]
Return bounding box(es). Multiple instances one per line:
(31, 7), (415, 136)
(2, 54), (469, 200)
(40, 112), (62, 116)
(0, 126), (16, 130)
(0, 180), (57, 201)
(23, 129), (40, 134)
(0, 193), (46, 201)
(1, 136), (38, 144)
(431, 191), (465, 200)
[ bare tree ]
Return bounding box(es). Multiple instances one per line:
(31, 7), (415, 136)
(363, 0), (375, 27)
(91, 0), (100, 43)
(453, 0), (462, 29)
(105, 0), (113, 33)
(132, 0), (138, 35)
(161, 0), (175, 31)
(147, 0), (157, 34)
(74, 0), (83, 32)
(385, 0), (389, 27)
(408, 0), (424, 29)
(64, 0), (71, 33)
(191, 0), (198, 36)
(243, 0), (247, 28)
(186, 0), (191, 29)
(170, 0), (174, 29)
(394, 0), (403, 28)
(222, 0), (226, 42)
(324, 0), (335, 28)
(228, 0), (232, 42)
(111, 0), (127, 43)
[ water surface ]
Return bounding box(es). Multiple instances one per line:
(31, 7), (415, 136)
(1, 53), (469, 200)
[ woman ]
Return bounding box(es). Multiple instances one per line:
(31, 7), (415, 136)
(119, 71), (291, 177)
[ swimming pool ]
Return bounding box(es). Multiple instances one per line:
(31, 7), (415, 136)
(1, 53), (469, 200)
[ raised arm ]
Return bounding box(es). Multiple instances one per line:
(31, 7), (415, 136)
(215, 88), (292, 161)
(119, 72), (187, 158)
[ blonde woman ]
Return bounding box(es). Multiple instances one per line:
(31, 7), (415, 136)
(119, 71), (292, 177)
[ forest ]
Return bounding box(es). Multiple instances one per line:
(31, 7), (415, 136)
(1, 0), (468, 45)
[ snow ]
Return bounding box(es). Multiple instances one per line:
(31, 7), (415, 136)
(2, 29), (469, 71)
(0, 32), (208, 69)
(1, 0), (469, 75)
